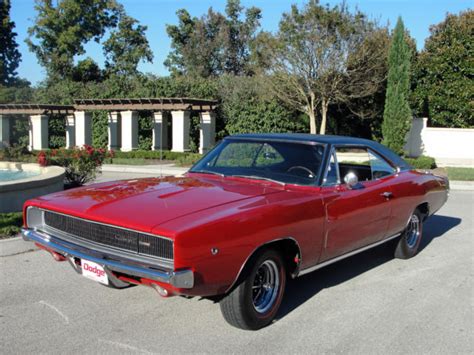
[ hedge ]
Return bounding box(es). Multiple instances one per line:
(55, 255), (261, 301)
(405, 155), (437, 169)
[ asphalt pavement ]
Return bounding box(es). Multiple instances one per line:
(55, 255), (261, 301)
(0, 191), (472, 354)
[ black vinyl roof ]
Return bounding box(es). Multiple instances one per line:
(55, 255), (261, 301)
(227, 133), (412, 170)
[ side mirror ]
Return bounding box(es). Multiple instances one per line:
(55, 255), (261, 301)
(344, 172), (359, 189)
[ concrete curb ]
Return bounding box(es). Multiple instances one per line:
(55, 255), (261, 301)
(449, 180), (474, 191)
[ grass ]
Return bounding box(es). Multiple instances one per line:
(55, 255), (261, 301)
(0, 212), (23, 239)
(446, 167), (474, 181)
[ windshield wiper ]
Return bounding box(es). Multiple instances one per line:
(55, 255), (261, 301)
(190, 170), (225, 177)
(229, 175), (286, 186)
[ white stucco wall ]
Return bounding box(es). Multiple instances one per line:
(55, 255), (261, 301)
(405, 117), (474, 167)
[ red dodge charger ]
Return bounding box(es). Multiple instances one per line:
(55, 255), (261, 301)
(22, 134), (449, 330)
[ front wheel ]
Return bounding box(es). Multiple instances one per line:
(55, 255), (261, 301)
(219, 249), (286, 330)
(395, 210), (423, 259)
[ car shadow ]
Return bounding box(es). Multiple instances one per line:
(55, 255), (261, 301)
(276, 214), (462, 320)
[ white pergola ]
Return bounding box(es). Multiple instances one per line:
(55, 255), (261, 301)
(0, 98), (218, 154)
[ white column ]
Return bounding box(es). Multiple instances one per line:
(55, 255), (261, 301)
(108, 111), (120, 150)
(199, 111), (216, 154)
(121, 110), (138, 152)
(29, 114), (49, 150)
(0, 115), (10, 149)
(171, 110), (191, 152)
(28, 118), (33, 151)
(152, 112), (168, 151)
(65, 115), (75, 148)
(74, 111), (92, 147)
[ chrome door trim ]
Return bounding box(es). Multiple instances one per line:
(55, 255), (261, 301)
(297, 232), (401, 277)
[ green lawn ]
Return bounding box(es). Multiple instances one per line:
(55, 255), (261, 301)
(0, 212), (23, 239)
(446, 167), (474, 181)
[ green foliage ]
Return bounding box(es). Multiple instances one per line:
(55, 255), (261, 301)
(92, 111), (108, 148)
(411, 10), (473, 128)
(267, 0), (388, 134)
(10, 116), (30, 146)
(0, 143), (30, 161)
(48, 115), (66, 148)
(138, 112), (153, 150)
(0, 212), (23, 238)
(165, 0), (261, 77)
(108, 150), (201, 167)
(103, 14), (153, 76)
(72, 58), (103, 82)
(0, 0), (21, 85)
(382, 17), (412, 155)
(26, 0), (121, 79)
(404, 156), (437, 169)
(110, 149), (198, 160)
(219, 75), (306, 134)
(0, 80), (33, 103)
(39, 145), (111, 186)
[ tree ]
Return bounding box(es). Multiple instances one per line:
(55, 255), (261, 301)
(26, 0), (121, 80)
(165, 0), (261, 77)
(265, 0), (387, 134)
(103, 14), (153, 76)
(411, 10), (473, 128)
(72, 58), (103, 82)
(382, 17), (412, 154)
(0, 0), (21, 85)
(219, 75), (306, 135)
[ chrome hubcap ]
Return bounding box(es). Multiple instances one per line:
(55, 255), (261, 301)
(252, 260), (280, 314)
(406, 214), (421, 248)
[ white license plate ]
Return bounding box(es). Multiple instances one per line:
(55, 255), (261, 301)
(81, 259), (109, 285)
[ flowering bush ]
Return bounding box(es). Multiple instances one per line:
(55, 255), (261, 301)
(38, 145), (112, 187)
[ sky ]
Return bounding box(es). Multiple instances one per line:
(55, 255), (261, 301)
(10, 0), (473, 85)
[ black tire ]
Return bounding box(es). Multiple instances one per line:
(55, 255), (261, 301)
(395, 209), (423, 259)
(219, 249), (287, 330)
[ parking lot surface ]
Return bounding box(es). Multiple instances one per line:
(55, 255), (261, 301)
(0, 191), (472, 354)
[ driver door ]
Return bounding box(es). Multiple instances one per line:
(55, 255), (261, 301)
(319, 146), (394, 262)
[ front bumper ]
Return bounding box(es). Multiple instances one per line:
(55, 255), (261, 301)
(22, 228), (194, 289)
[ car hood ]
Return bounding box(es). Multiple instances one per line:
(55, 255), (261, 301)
(31, 175), (282, 233)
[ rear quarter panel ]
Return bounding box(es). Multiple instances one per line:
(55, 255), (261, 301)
(387, 170), (448, 237)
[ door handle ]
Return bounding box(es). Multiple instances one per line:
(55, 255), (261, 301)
(381, 191), (393, 199)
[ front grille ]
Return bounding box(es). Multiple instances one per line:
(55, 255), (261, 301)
(44, 211), (173, 260)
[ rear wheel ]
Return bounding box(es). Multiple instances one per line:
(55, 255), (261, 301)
(220, 249), (286, 330)
(395, 210), (423, 259)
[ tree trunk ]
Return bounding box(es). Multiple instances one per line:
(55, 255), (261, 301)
(320, 99), (329, 135)
(308, 109), (317, 134)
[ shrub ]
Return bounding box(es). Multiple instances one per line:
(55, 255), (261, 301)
(48, 115), (66, 148)
(0, 212), (23, 238)
(0, 143), (31, 161)
(138, 113), (153, 150)
(405, 155), (437, 169)
(92, 111), (108, 149)
(111, 149), (199, 161)
(39, 145), (112, 187)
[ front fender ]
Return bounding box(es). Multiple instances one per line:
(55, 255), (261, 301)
(156, 190), (325, 297)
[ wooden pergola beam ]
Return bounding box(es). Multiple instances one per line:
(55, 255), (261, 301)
(73, 97), (218, 112)
(0, 104), (75, 115)
(0, 98), (219, 115)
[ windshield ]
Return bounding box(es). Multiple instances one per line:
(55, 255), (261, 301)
(190, 139), (325, 185)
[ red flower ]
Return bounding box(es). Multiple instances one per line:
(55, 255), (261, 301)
(38, 151), (48, 167)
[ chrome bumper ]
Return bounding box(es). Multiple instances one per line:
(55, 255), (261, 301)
(22, 228), (194, 289)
